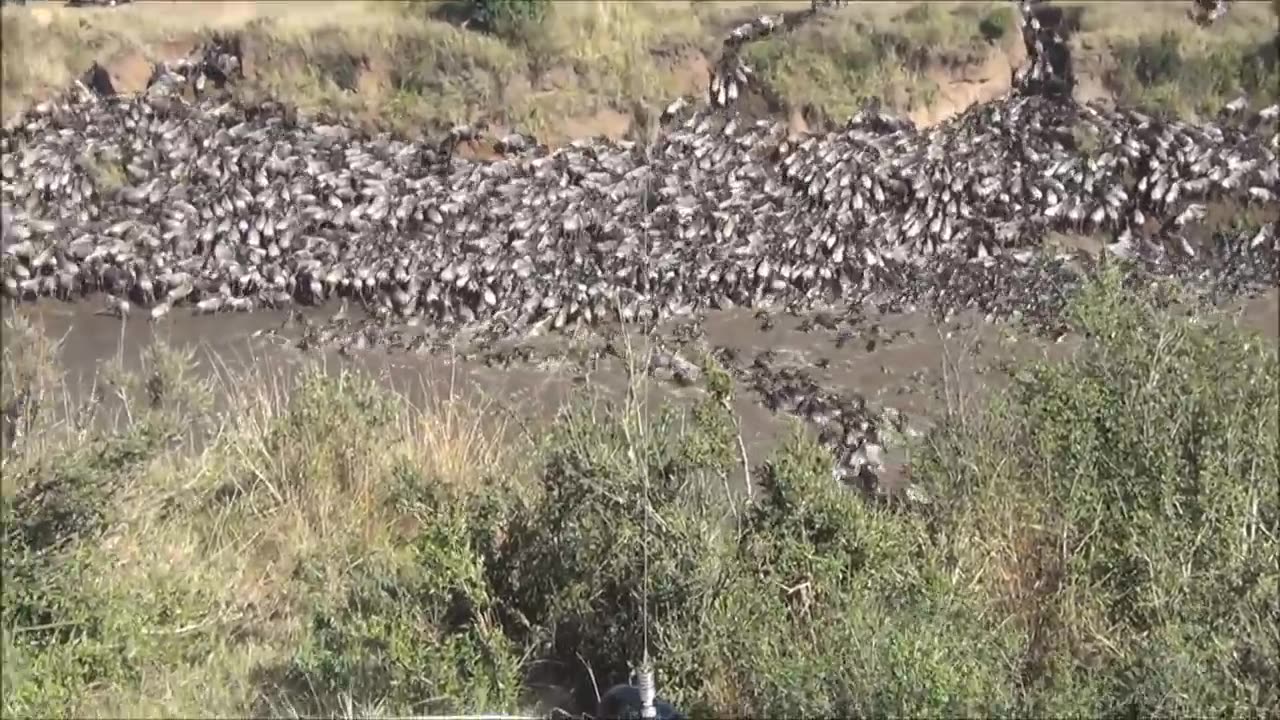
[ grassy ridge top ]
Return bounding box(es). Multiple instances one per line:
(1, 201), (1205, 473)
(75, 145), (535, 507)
(2, 1), (1277, 141)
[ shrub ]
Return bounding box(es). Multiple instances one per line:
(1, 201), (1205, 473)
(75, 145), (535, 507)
(978, 7), (1014, 43)
(1111, 31), (1280, 116)
(914, 264), (1280, 715)
(2, 423), (206, 718)
(282, 464), (525, 716)
(703, 429), (1020, 718)
(488, 397), (738, 706)
(3, 268), (1275, 717)
(481, 384), (1021, 716)
(468, 0), (549, 37)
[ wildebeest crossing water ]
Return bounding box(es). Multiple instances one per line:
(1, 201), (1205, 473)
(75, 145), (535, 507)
(3, 62), (1274, 331)
(1, 2), (1277, 499)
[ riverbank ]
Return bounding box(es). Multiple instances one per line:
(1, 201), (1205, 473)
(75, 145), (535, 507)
(3, 269), (1276, 717)
(3, 1), (1277, 142)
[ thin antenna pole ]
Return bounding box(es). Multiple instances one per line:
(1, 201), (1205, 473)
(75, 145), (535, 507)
(642, 427), (650, 661)
(635, 172), (658, 720)
(639, 386), (656, 719)
(637, 665), (657, 720)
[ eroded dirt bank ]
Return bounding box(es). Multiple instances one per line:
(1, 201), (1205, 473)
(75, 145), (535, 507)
(5, 1), (1277, 143)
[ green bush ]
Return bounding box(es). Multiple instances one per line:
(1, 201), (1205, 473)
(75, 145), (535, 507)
(703, 430), (1019, 718)
(2, 423), (206, 718)
(3, 269), (1276, 717)
(489, 398), (737, 702)
(283, 464), (525, 716)
(977, 7), (1013, 43)
(1112, 31), (1280, 116)
(468, 0), (548, 37)
(914, 264), (1280, 715)
(400, 0), (547, 40)
(488, 392), (1017, 717)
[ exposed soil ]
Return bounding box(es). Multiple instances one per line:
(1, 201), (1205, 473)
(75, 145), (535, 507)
(909, 44), (1023, 127)
(92, 51), (156, 95)
(554, 108), (634, 144)
(45, 20), (1105, 147)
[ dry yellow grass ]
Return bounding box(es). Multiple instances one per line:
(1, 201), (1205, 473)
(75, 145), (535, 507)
(1066, 0), (1274, 42)
(0, 310), (516, 717)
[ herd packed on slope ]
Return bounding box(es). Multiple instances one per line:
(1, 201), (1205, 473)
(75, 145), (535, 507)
(3, 11), (1274, 332)
(1, 0), (1276, 493)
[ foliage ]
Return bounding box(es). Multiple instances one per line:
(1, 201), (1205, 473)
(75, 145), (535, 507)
(1111, 31), (1280, 117)
(2, 268), (1277, 717)
(977, 6), (1014, 43)
(283, 464), (524, 716)
(2, 419), (204, 718)
(915, 264), (1280, 715)
(5, 0), (1277, 141)
(465, 0), (548, 37)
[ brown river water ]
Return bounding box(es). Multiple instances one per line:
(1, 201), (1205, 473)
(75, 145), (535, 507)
(7, 288), (1276, 492)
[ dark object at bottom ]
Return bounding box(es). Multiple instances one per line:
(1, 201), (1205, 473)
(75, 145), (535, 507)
(595, 684), (686, 720)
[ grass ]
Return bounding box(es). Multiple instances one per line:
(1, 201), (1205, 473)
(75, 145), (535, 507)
(3, 1), (1277, 139)
(1072, 1), (1279, 117)
(2, 268), (1276, 718)
(740, 2), (1015, 120)
(1108, 30), (1279, 118)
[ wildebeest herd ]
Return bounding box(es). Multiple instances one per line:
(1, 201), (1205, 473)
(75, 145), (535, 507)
(2, 29), (1274, 333)
(1, 0), (1276, 495)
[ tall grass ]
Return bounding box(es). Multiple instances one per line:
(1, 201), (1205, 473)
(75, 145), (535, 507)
(914, 265), (1279, 715)
(1110, 30), (1280, 118)
(2, 268), (1277, 717)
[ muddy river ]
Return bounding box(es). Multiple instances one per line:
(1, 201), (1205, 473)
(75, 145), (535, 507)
(8, 287), (1275, 493)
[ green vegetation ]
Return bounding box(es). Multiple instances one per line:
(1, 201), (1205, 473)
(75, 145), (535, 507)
(4, 1), (1278, 140)
(2, 1), (1277, 714)
(1110, 30), (1280, 118)
(77, 147), (126, 193)
(461, 0), (550, 37)
(739, 2), (1009, 120)
(977, 5), (1015, 44)
(2, 270), (1276, 718)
